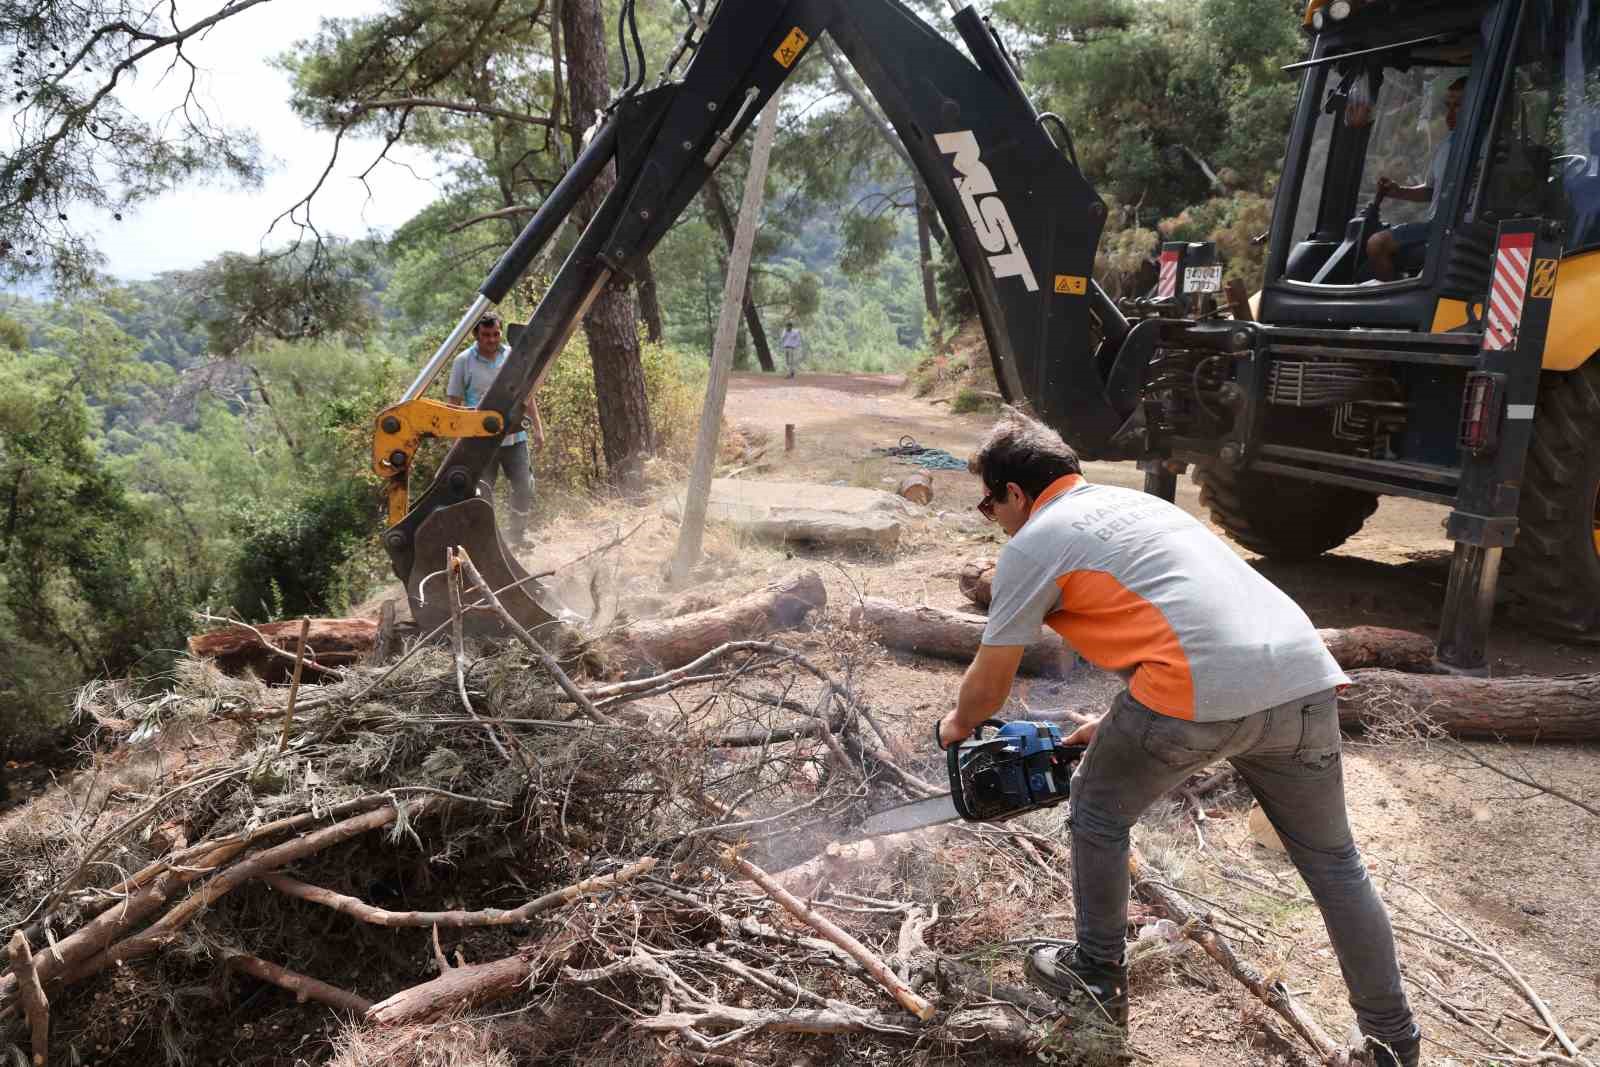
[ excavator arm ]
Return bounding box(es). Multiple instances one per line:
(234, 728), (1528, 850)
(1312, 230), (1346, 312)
(378, 0), (1138, 637)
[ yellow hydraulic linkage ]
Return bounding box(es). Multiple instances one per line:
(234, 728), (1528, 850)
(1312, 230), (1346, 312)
(373, 397), (509, 528)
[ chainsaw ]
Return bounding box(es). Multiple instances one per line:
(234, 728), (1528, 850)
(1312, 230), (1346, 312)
(851, 719), (1088, 839)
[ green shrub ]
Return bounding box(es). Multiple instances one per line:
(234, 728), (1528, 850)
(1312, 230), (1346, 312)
(533, 333), (706, 494)
(228, 478), (378, 620)
(951, 386), (1001, 414)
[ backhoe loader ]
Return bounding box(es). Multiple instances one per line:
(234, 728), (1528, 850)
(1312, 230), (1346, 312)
(373, 0), (1600, 674)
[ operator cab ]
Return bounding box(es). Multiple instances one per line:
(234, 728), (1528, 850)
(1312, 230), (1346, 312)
(1264, 0), (1600, 329)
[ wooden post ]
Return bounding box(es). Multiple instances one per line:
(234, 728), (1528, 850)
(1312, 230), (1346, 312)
(784, 424), (796, 453)
(671, 90), (784, 585)
(277, 616), (311, 753)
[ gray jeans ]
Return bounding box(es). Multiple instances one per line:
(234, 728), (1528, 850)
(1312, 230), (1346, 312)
(1070, 688), (1415, 1044)
(479, 440), (533, 538)
(783, 345), (801, 373)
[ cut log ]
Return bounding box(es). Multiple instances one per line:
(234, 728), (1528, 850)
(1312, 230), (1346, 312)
(895, 472), (933, 506)
(188, 619), (376, 684)
(597, 570), (827, 676)
(1340, 669), (1600, 741)
(958, 557), (995, 609)
(1317, 626), (1440, 673)
(850, 598), (1075, 677)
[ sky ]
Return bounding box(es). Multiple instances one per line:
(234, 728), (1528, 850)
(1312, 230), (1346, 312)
(80, 3), (444, 281)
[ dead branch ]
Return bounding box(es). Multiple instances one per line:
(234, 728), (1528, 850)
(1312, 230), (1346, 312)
(1399, 881), (1583, 1059)
(226, 953), (373, 1015)
(1129, 845), (1341, 1063)
(261, 857), (657, 928)
(277, 616), (311, 752)
(1434, 738), (1599, 818)
(723, 851), (935, 1021)
(458, 551), (615, 727)
(366, 951), (536, 1026)
(96, 795), (396, 901)
(7, 932), (49, 1067)
(3, 838), (251, 1005)
(447, 547), (516, 765)
(48, 801), (428, 993)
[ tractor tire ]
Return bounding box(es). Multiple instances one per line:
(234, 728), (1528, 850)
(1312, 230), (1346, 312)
(1504, 359), (1600, 639)
(1192, 462), (1379, 561)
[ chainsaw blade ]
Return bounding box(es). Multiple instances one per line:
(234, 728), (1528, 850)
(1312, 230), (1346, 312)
(853, 793), (960, 839)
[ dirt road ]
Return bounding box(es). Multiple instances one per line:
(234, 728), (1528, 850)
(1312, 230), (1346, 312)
(725, 370), (1598, 677)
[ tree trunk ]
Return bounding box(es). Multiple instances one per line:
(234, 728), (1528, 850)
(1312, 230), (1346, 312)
(563, 0), (654, 492)
(597, 569), (826, 675)
(850, 597), (1076, 677)
(1340, 670), (1600, 741)
(636, 255), (665, 342)
(704, 177), (777, 372)
(188, 619), (377, 684)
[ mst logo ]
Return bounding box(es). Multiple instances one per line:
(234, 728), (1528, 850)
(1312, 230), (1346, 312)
(936, 129), (1039, 293)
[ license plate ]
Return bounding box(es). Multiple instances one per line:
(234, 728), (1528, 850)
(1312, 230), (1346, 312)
(1184, 265), (1223, 293)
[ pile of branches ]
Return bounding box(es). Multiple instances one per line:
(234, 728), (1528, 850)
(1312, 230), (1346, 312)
(6, 556), (1592, 1067)
(1, 554), (1090, 1066)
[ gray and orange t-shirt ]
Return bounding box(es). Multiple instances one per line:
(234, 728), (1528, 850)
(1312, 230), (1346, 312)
(982, 475), (1346, 721)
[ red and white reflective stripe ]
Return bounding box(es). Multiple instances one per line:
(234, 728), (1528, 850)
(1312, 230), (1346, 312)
(1157, 250), (1180, 299)
(1483, 232), (1535, 352)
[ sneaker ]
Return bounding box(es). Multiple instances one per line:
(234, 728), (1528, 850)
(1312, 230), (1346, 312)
(1366, 1026), (1421, 1067)
(1024, 942), (1129, 1028)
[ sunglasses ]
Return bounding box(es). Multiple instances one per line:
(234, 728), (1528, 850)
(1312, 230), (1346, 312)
(977, 490), (998, 520)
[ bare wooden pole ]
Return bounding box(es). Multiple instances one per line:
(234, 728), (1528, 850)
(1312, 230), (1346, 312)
(671, 89), (784, 585)
(277, 615), (311, 752)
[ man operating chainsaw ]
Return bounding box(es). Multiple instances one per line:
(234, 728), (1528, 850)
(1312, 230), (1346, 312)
(938, 410), (1421, 1067)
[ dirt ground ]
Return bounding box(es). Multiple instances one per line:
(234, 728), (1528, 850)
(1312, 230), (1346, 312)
(494, 368), (1600, 1066)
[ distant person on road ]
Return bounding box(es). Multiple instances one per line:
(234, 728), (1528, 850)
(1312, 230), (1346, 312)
(446, 314), (544, 545)
(780, 321), (803, 378)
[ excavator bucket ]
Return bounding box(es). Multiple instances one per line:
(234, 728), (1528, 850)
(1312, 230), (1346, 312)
(405, 497), (565, 640)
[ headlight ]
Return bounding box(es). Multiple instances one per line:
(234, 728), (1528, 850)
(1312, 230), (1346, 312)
(1313, 8), (1326, 29)
(1329, 0), (1353, 18)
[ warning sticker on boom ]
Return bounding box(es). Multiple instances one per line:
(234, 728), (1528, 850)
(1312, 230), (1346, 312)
(1054, 275), (1087, 295)
(774, 27), (809, 68)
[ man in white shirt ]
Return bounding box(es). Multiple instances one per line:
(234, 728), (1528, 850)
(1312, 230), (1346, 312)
(1367, 77), (1467, 281)
(779, 322), (803, 378)
(445, 314), (544, 544)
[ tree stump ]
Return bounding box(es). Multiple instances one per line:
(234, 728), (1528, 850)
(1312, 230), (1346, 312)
(958, 557), (996, 609)
(895, 472), (933, 506)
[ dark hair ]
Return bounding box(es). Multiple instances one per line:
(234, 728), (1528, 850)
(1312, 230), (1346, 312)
(475, 314), (503, 333)
(969, 407), (1081, 499)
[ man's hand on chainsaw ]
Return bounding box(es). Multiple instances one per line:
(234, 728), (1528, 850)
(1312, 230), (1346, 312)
(1062, 713), (1103, 747)
(937, 711), (972, 750)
